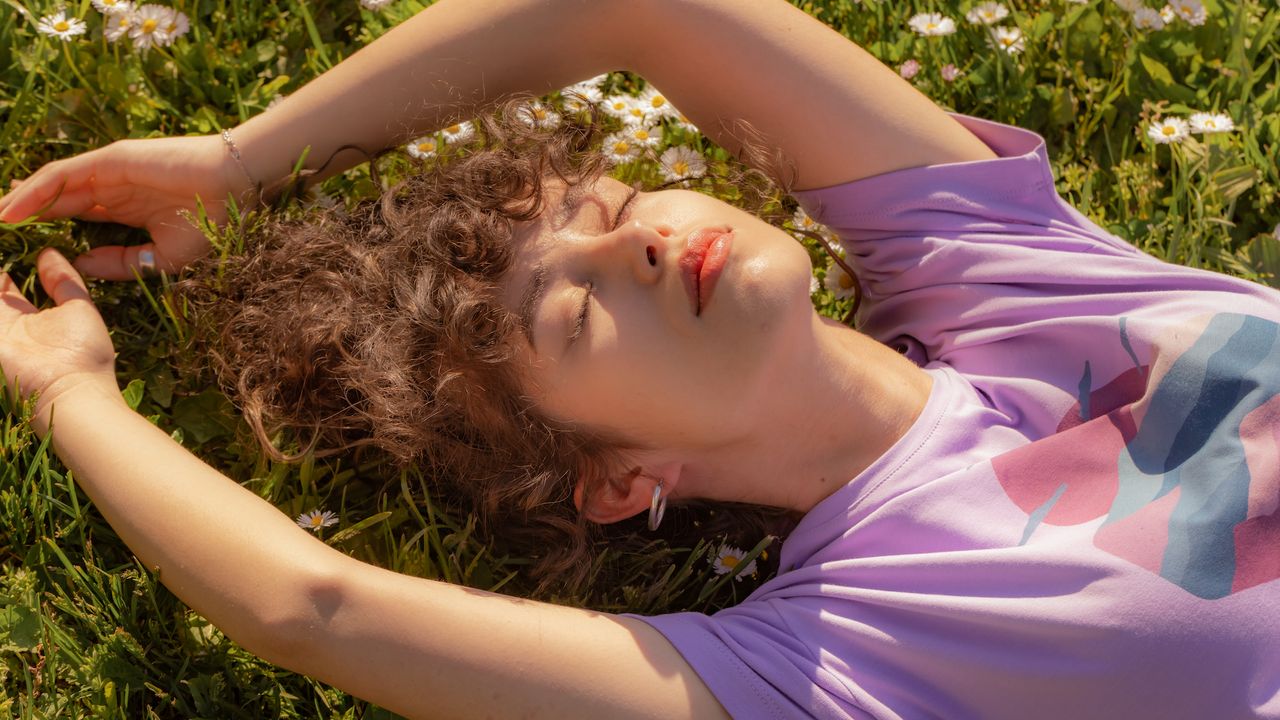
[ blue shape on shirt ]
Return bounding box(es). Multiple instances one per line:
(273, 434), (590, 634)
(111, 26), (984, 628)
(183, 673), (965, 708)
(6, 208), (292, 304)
(1105, 313), (1279, 599)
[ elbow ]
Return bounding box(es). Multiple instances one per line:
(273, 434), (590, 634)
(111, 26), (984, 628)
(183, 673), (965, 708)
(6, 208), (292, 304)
(244, 558), (352, 669)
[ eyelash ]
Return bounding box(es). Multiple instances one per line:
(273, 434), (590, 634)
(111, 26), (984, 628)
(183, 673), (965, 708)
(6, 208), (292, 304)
(569, 188), (638, 346)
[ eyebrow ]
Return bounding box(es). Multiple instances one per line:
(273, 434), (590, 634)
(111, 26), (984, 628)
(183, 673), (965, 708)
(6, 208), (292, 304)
(518, 263), (547, 351)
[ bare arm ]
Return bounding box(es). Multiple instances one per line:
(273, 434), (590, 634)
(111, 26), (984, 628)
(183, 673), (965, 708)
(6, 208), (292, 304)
(234, 0), (993, 194)
(44, 379), (728, 719)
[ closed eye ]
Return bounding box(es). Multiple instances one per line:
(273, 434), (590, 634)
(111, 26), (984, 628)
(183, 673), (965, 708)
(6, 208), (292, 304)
(613, 187), (639, 230)
(568, 281), (592, 346)
(566, 186), (636, 348)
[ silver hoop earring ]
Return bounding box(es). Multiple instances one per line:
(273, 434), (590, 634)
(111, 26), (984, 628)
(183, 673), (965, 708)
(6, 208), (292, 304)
(648, 480), (667, 531)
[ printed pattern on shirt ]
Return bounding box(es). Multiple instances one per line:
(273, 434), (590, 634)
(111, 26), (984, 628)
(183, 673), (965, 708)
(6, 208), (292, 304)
(991, 312), (1280, 599)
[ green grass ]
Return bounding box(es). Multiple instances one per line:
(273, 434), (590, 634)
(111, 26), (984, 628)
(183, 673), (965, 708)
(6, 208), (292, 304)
(0, 0), (1277, 716)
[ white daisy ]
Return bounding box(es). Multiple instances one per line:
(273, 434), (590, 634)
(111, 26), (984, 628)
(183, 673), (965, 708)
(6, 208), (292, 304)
(129, 4), (171, 50)
(440, 120), (476, 144)
(624, 123), (662, 149)
(91, 0), (133, 15)
(636, 85), (679, 122)
(792, 206), (822, 234)
(1132, 7), (1166, 30)
(658, 146), (707, 182)
(160, 7), (190, 44)
(620, 98), (654, 126)
(360, 0), (395, 8)
(303, 187), (339, 212)
(1146, 117), (1190, 143)
(711, 544), (758, 580)
(406, 135), (440, 159)
(907, 12), (957, 36)
(671, 109), (699, 135)
(560, 81), (603, 113)
(1112, 0), (1143, 11)
(36, 11), (88, 40)
(809, 275), (820, 295)
(1159, 5), (1176, 23)
(104, 12), (133, 42)
(1169, 0), (1206, 25)
(1188, 112), (1234, 134)
(602, 132), (641, 165)
(599, 94), (634, 120)
(824, 259), (859, 300)
(965, 2), (1009, 25)
(517, 102), (561, 130)
(990, 26), (1025, 54)
(295, 509), (339, 531)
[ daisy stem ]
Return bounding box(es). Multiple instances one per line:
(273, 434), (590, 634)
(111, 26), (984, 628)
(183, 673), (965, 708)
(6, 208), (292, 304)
(60, 41), (95, 98)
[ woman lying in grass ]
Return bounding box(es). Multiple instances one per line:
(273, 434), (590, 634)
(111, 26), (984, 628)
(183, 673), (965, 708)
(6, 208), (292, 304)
(1, 1), (1277, 718)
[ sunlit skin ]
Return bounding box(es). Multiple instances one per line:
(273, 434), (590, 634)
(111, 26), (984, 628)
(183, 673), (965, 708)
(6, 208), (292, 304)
(501, 175), (934, 524)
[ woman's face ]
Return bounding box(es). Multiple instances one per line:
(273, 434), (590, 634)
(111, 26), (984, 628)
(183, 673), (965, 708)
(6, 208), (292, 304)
(500, 174), (816, 454)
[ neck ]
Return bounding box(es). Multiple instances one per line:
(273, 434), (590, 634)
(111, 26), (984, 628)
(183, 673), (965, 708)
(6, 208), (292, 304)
(677, 313), (933, 516)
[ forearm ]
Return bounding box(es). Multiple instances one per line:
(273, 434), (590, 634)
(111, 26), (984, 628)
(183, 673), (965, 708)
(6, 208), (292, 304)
(232, 0), (636, 189)
(39, 389), (723, 719)
(43, 385), (337, 660)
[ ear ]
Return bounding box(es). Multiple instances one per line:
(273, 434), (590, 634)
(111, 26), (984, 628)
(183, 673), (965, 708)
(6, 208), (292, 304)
(573, 461), (682, 525)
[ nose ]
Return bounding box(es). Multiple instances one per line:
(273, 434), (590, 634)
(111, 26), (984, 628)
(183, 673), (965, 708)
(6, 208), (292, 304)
(581, 218), (675, 285)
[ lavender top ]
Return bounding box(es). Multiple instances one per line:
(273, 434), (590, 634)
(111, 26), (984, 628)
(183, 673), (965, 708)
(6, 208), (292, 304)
(622, 114), (1280, 720)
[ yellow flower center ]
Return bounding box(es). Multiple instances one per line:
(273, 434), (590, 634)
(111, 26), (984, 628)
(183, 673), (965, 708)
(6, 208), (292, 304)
(533, 108), (546, 120)
(309, 516), (324, 527)
(649, 95), (666, 109)
(926, 22), (937, 30)
(447, 124), (461, 133)
(612, 141), (630, 153)
(1204, 119), (1216, 128)
(417, 141), (435, 152)
(1161, 125), (1176, 136)
(141, 18), (158, 33)
(672, 160), (689, 175)
(721, 555), (740, 569)
(633, 130), (649, 140)
(838, 272), (855, 290)
(54, 20), (70, 31)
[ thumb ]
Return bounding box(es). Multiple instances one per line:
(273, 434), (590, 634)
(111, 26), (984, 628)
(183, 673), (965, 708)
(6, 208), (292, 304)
(37, 248), (92, 306)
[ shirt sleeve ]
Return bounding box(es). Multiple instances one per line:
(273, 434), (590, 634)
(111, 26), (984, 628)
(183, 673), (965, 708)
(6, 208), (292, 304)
(788, 113), (1163, 355)
(620, 605), (875, 720)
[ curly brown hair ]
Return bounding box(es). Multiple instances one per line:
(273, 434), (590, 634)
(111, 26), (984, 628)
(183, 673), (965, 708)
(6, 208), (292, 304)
(178, 92), (857, 597)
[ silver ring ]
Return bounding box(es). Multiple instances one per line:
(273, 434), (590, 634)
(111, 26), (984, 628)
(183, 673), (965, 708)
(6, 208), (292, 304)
(648, 480), (667, 531)
(137, 249), (156, 271)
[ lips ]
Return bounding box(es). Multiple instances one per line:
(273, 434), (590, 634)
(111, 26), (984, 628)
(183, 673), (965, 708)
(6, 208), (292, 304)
(679, 228), (734, 316)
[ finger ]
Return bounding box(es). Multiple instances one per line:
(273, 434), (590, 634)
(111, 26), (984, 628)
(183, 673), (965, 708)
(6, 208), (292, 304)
(0, 272), (37, 316)
(36, 249), (92, 306)
(3, 186), (102, 224)
(72, 243), (180, 280)
(0, 151), (107, 223)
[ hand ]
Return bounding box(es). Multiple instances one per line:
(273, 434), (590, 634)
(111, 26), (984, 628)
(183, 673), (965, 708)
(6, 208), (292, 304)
(0, 135), (251, 280)
(0, 249), (122, 435)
